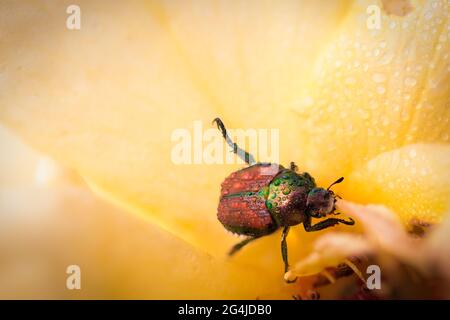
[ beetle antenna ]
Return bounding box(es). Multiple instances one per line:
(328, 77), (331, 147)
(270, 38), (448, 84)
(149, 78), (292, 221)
(327, 177), (344, 190)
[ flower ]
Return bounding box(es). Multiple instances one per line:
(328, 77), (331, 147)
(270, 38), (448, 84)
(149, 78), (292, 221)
(0, 0), (448, 298)
(285, 200), (450, 299)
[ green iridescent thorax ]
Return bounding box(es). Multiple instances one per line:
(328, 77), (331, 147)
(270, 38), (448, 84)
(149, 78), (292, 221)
(265, 170), (316, 226)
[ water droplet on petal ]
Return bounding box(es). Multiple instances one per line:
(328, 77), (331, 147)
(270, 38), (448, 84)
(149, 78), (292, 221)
(404, 77), (417, 87)
(376, 86), (386, 95)
(372, 73), (386, 83)
(345, 76), (356, 85)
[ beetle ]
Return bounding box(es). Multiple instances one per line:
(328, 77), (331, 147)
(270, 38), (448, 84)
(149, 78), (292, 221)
(213, 118), (355, 283)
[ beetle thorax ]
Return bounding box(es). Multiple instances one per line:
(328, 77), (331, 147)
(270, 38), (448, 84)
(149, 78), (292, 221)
(266, 170), (316, 226)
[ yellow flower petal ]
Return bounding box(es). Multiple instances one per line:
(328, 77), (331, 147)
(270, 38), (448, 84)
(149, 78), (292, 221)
(293, 0), (449, 183)
(0, 0), (351, 259)
(0, 126), (295, 299)
(344, 144), (450, 223)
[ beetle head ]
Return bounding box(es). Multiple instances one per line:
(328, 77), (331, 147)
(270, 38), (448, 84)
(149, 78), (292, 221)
(306, 177), (343, 218)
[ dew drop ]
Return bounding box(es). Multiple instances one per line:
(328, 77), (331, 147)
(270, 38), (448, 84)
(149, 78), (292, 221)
(409, 149), (417, 158)
(404, 77), (417, 87)
(379, 52), (394, 65)
(389, 21), (397, 29)
(372, 73), (386, 83)
(345, 76), (356, 85)
(376, 86), (386, 95)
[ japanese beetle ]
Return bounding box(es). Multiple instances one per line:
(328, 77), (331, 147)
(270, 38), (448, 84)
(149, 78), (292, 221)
(213, 118), (354, 283)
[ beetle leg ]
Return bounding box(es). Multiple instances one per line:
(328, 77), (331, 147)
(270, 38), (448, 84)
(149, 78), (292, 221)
(228, 236), (260, 256)
(281, 227), (290, 272)
(303, 216), (355, 232)
(282, 227), (297, 283)
(212, 118), (256, 165)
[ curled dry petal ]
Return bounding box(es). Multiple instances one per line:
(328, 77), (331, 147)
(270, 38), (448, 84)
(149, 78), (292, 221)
(288, 200), (427, 280)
